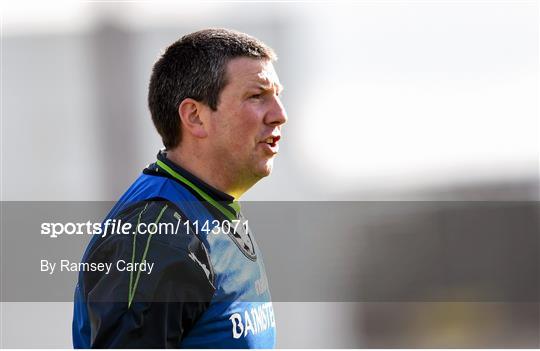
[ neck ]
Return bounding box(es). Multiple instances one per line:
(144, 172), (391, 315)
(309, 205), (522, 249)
(166, 145), (248, 199)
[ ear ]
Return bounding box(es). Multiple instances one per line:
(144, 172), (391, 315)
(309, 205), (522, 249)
(178, 98), (208, 139)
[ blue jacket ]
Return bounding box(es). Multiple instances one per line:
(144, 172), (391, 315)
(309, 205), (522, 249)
(73, 151), (276, 348)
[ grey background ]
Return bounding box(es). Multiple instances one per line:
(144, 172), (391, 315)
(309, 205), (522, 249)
(1, 0), (538, 348)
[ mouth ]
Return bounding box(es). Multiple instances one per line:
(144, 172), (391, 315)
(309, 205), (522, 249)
(263, 135), (280, 148)
(260, 135), (281, 154)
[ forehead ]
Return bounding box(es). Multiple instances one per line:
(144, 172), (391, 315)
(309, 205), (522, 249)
(224, 57), (282, 89)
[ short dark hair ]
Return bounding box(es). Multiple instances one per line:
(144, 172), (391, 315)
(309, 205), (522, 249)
(148, 28), (277, 149)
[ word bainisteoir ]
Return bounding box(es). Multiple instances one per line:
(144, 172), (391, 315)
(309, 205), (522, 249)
(41, 219), (249, 238)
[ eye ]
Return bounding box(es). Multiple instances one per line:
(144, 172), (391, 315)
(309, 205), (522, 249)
(250, 93), (263, 99)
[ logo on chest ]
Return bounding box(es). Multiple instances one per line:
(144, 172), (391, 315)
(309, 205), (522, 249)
(217, 220), (257, 261)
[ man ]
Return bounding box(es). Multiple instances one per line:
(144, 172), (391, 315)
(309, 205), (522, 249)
(72, 28), (287, 348)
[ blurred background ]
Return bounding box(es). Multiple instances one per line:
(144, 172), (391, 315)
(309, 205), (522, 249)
(1, 0), (538, 348)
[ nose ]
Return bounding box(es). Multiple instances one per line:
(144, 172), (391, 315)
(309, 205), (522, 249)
(265, 95), (288, 127)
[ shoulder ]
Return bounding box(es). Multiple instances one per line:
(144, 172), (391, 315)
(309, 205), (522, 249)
(86, 198), (215, 289)
(112, 198), (192, 245)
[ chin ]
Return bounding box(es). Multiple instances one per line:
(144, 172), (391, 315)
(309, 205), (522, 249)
(255, 160), (274, 178)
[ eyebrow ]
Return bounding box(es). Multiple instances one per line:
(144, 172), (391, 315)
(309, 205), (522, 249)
(252, 81), (284, 94)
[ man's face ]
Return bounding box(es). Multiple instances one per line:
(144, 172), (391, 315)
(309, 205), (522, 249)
(206, 57), (287, 187)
